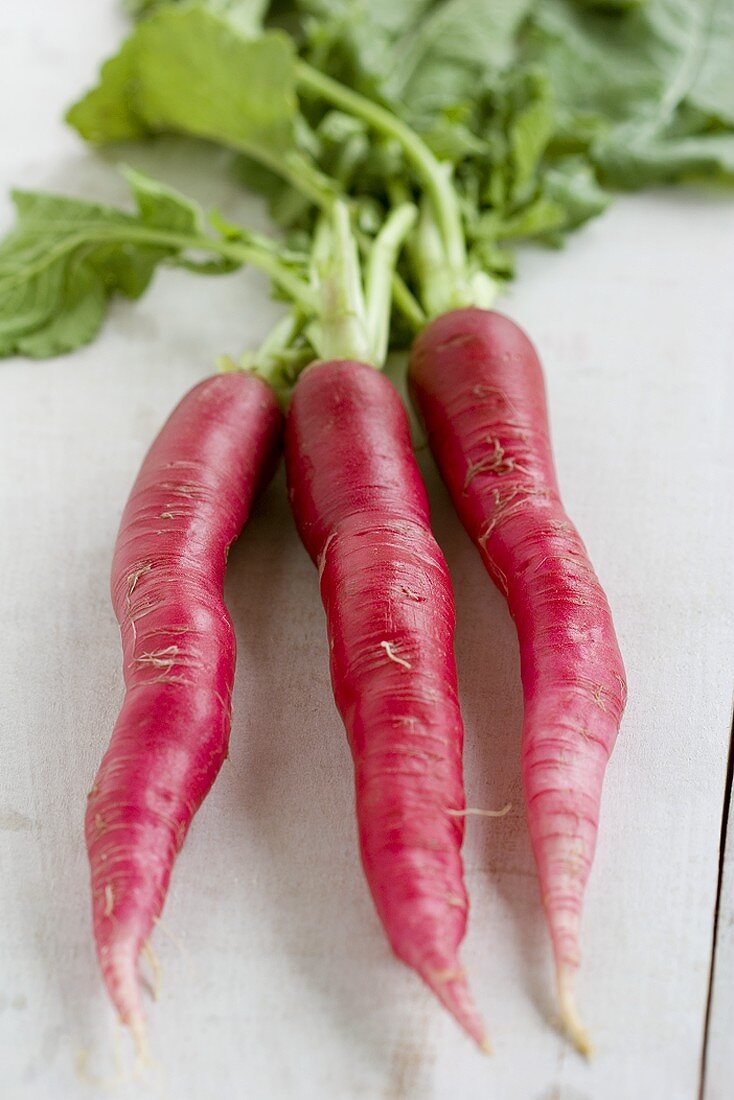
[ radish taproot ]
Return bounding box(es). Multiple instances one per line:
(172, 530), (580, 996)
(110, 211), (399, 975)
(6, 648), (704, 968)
(87, 372), (282, 1052)
(281, 201), (487, 1048)
(409, 308), (627, 1053)
(285, 358), (488, 1051)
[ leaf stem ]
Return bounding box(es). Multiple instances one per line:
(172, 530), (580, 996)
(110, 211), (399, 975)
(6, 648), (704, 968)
(247, 310), (310, 394)
(1, 220), (318, 313)
(411, 194), (479, 316)
(211, 235), (316, 311)
(278, 150), (337, 209)
(123, 225), (318, 312)
(295, 61), (466, 273)
(127, 225), (318, 311)
(364, 202), (417, 364)
(312, 200), (371, 362)
(391, 271), (426, 332)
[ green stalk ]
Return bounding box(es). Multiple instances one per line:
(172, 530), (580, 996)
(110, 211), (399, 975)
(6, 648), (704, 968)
(354, 225), (425, 333)
(295, 62), (466, 274)
(314, 201), (371, 362)
(233, 311), (312, 398)
(256, 311), (303, 363)
(413, 196), (456, 321)
(261, 148), (336, 211)
(217, 240), (316, 312)
(2, 220), (319, 314)
(390, 272), (426, 333)
(133, 226), (318, 313)
(364, 203), (417, 363)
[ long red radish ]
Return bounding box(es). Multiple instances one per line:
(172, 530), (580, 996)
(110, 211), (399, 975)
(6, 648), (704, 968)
(409, 309), (626, 1053)
(285, 359), (488, 1051)
(87, 372), (282, 1051)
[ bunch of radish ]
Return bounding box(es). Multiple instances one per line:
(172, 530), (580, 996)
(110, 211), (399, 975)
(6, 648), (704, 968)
(47, 186), (621, 1058)
(85, 287), (624, 1060)
(21, 0), (728, 1064)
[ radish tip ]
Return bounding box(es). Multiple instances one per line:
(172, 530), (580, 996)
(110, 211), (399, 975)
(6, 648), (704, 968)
(128, 1012), (151, 1067)
(420, 963), (489, 1053)
(557, 967), (593, 1058)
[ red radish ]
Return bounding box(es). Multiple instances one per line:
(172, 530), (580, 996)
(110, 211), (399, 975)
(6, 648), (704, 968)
(86, 372), (282, 1052)
(285, 359), (488, 1051)
(409, 309), (626, 1053)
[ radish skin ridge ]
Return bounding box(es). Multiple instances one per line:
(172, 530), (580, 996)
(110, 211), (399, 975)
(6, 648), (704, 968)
(285, 359), (488, 1051)
(87, 372), (282, 1043)
(409, 309), (627, 1052)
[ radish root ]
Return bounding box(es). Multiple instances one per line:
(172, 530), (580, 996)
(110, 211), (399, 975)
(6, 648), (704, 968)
(141, 941), (162, 1001)
(557, 966), (592, 1058)
(422, 962), (492, 1055)
(128, 1011), (152, 1069)
(446, 802), (512, 818)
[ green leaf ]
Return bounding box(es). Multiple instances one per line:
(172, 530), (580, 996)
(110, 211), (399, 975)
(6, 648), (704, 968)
(684, 2), (734, 125)
(482, 158), (611, 242)
(68, 6), (299, 168)
(0, 173), (234, 359)
(508, 86), (556, 203)
(574, 0), (646, 9)
(12, 259), (108, 359)
(67, 39), (147, 143)
(528, 0), (734, 185)
(69, 0), (734, 329)
(382, 0), (536, 119)
(594, 124), (734, 185)
(294, 0), (535, 127)
(1, 191), (136, 356)
(528, 2), (663, 126)
(297, 0), (437, 93)
(124, 166), (203, 232)
(423, 107), (489, 161)
(125, 0), (268, 35)
(541, 157), (611, 231)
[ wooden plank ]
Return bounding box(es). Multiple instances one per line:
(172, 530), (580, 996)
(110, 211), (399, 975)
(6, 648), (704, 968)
(2, 3), (734, 1097)
(703, 740), (734, 1100)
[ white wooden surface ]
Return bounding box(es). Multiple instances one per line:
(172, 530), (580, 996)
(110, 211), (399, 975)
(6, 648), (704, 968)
(1, 3), (733, 1098)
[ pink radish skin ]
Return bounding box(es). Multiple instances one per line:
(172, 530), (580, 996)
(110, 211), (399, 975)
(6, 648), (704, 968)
(87, 372), (282, 1046)
(409, 309), (626, 1052)
(285, 360), (488, 1050)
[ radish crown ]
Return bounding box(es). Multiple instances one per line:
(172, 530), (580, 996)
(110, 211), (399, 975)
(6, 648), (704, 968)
(308, 200), (416, 364)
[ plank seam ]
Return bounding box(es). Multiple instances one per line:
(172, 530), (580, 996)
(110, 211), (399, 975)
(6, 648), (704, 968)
(699, 703), (734, 1099)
